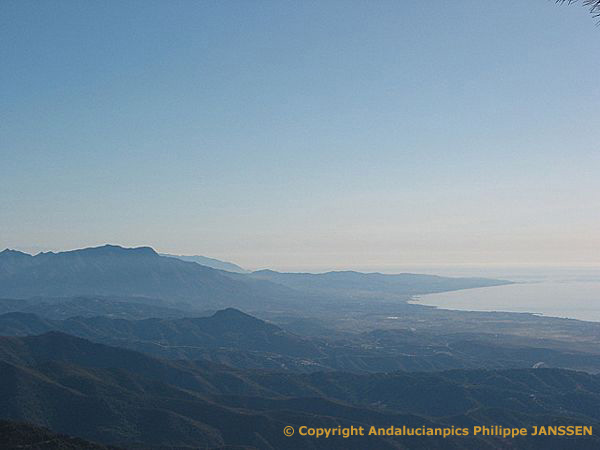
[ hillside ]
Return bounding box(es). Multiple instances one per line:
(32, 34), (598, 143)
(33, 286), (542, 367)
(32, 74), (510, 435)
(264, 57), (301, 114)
(0, 296), (195, 320)
(0, 420), (116, 449)
(4, 309), (600, 374)
(250, 269), (512, 300)
(160, 253), (248, 273)
(0, 246), (512, 311)
(0, 332), (599, 449)
(0, 308), (322, 368)
(0, 246), (296, 309)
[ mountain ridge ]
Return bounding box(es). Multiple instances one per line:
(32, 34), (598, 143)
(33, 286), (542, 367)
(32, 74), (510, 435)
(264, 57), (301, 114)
(0, 244), (512, 309)
(0, 245), (300, 309)
(160, 253), (248, 273)
(249, 268), (513, 299)
(4, 309), (600, 374)
(1, 332), (599, 448)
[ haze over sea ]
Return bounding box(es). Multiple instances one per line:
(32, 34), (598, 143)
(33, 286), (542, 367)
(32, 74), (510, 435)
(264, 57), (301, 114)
(406, 266), (600, 323)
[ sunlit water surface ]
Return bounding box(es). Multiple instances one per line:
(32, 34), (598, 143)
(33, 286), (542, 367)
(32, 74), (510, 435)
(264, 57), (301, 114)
(409, 267), (600, 322)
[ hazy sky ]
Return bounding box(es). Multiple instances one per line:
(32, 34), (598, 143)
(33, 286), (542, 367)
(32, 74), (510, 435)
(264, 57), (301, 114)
(1, 1), (599, 271)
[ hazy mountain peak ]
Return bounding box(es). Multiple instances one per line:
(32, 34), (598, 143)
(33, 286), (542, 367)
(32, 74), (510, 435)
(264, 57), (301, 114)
(211, 307), (262, 322)
(0, 244), (297, 306)
(1, 245), (159, 259)
(252, 269), (277, 275)
(61, 244), (158, 257)
(161, 253), (247, 273)
(0, 249), (32, 258)
(213, 307), (249, 316)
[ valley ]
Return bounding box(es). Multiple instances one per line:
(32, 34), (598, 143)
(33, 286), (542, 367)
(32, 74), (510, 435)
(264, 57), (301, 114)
(1, 245), (599, 449)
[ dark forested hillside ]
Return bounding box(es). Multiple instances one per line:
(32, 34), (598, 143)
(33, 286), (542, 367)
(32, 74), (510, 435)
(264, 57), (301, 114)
(1, 246), (598, 449)
(0, 420), (116, 449)
(3, 308), (600, 374)
(0, 332), (599, 449)
(0, 296), (194, 320)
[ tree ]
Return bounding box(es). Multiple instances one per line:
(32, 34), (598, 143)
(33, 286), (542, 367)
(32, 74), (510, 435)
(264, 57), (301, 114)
(558, 0), (600, 19)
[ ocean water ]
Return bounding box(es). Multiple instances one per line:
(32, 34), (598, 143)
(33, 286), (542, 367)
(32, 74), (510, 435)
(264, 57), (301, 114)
(410, 267), (600, 322)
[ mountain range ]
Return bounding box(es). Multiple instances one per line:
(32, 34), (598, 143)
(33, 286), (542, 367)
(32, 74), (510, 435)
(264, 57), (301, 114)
(2, 308), (600, 374)
(249, 269), (511, 300)
(4, 243), (595, 449)
(0, 246), (296, 310)
(0, 245), (510, 311)
(1, 332), (599, 449)
(160, 253), (248, 273)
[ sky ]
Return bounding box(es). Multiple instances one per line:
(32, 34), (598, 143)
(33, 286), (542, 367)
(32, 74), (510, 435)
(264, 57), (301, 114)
(1, 0), (599, 272)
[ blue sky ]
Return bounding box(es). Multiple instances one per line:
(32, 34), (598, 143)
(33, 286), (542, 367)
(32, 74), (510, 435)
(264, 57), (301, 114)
(1, 0), (599, 271)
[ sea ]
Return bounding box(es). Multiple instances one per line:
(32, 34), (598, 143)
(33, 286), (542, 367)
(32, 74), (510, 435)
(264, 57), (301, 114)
(407, 266), (600, 323)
